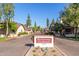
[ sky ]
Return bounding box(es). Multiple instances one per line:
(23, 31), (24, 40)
(14, 3), (67, 28)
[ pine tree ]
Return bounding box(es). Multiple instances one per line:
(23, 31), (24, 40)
(26, 14), (31, 28)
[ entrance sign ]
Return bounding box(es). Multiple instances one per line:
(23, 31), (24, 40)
(34, 35), (54, 47)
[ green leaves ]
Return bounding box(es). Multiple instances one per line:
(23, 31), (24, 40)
(59, 3), (79, 39)
(0, 4), (2, 19)
(0, 10), (2, 19)
(46, 18), (49, 28)
(33, 21), (37, 32)
(0, 3), (14, 36)
(26, 14), (31, 27)
(49, 19), (55, 31)
(9, 22), (17, 32)
(60, 3), (79, 27)
(0, 24), (4, 29)
(3, 4), (14, 19)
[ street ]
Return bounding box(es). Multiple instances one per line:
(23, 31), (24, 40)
(0, 33), (79, 56)
(0, 35), (33, 56)
(55, 37), (79, 56)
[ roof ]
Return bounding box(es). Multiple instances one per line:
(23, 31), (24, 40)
(16, 23), (22, 29)
(16, 23), (32, 31)
(23, 25), (32, 31)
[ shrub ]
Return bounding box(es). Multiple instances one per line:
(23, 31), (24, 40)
(9, 22), (17, 32)
(18, 32), (28, 36)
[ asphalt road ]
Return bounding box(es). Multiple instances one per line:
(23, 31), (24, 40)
(55, 37), (79, 56)
(0, 35), (33, 56)
(1, 32), (79, 56)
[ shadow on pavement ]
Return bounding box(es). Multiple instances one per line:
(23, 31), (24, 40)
(25, 43), (34, 47)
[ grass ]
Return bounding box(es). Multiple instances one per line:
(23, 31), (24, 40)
(55, 34), (79, 41)
(57, 36), (79, 42)
(59, 35), (79, 41)
(0, 37), (6, 42)
(66, 37), (79, 41)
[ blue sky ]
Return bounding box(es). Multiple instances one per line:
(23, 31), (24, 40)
(14, 3), (67, 28)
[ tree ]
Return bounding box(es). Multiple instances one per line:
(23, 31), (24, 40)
(37, 26), (40, 31)
(2, 3), (14, 36)
(26, 14), (31, 28)
(32, 21), (37, 32)
(49, 19), (55, 31)
(54, 19), (60, 33)
(46, 18), (49, 28)
(34, 21), (36, 27)
(37, 26), (42, 31)
(60, 8), (72, 26)
(69, 3), (79, 39)
(0, 4), (16, 36)
(60, 3), (79, 39)
(34, 21), (37, 31)
(9, 22), (17, 33)
(0, 4), (2, 22)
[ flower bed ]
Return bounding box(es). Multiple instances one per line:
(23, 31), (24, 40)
(26, 47), (64, 56)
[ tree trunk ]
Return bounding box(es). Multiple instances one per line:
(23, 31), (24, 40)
(6, 19), (8, 36)
(75, 27), (78, 40)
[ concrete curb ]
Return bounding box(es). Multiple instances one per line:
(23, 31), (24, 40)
(55, 46), (67, 56)
(25, 47), (34, 56)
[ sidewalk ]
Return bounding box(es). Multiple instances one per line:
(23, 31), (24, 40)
(7, 33), (33, 40)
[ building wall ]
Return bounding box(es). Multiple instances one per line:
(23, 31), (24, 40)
(16, 25), (25, 35)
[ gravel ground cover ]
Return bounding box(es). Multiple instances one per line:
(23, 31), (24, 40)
(26, 47), (64, 56)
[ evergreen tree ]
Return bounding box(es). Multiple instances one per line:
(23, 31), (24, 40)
(46, 18), (49, 28)
(49, 19), (55, 31)
(26, 14), (31, 28)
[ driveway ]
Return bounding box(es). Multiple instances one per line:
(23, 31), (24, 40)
(0, 35), (33, 56)
(55, 37), (79, 56)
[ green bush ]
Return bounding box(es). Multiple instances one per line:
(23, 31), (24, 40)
(18, 32), (28, 36)
(9, 22), (17, 32)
